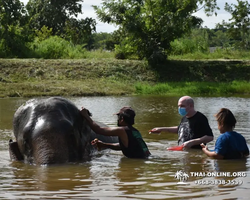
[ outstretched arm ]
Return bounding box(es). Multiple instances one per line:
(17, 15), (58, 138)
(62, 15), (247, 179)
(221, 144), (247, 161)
(80, 107), (124, 137)
(183, 135), (214, 148)
(91, 139), (121, 151)
(200, 143), (224, 159)
(80, 107), (129, 147)
(150, 126), (178, 134)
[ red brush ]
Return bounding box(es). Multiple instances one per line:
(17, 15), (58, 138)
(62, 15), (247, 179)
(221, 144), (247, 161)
(167, 144), (184, 151)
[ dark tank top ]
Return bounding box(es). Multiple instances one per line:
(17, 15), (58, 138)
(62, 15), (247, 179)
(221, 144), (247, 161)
(119, 126), (151, 158)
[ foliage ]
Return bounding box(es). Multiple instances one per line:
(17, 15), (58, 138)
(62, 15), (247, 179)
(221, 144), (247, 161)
(0, 0), (30, 57)
(0, 0), (27, 26)
(30, 36), (86, 59)
(91, 32), (118, 51)
(1, 58), (250, 98)
(93, 0), (219, 65)
(35, 26), (53, 41)
(92, 32), (110, 49)
(64, 17), (96, 49)
(169, 49), (250, 60)
(26, 0), (84, 35)
(216, 0), (250, 50)
(26, 0), (97, 50)
(114, 37), (138, 59)
(1, 0), (250, 59)
(170, 29), (209, 55)
(208, 29), (231, 47)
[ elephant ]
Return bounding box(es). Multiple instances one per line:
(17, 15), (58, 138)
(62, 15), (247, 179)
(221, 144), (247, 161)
(9, 97), (118, 165)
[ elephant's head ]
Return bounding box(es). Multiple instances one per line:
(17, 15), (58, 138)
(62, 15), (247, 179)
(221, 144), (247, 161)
(10, 97), (93, 165)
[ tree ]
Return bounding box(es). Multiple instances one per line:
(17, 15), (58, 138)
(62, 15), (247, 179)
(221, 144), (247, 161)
(93, 0), (219, 65)
(216, 0), (250, 49)
(91, 32), (117, 50)
(64, 17), (96, 49)
(26, 0), (84, 35)
(0, 0), (30, 57)
(210, 29), (231, 48)
(0, 0), (25, 25)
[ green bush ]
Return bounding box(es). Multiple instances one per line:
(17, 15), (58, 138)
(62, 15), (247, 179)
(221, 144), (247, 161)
(31, 36), (86, 59)
(35, 26), (53, 42)
(114, 37), (138, 60)
(169, 29), (209, 55)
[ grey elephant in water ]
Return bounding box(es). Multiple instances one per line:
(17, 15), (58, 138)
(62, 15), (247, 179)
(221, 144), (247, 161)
(9, 97), (118, 165)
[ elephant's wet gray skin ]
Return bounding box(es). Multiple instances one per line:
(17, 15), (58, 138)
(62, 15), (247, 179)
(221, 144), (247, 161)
(9, 97), (118, 165)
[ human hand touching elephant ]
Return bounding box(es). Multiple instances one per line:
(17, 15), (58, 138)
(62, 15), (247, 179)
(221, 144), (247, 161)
(80, 107), (92, 118)
(91, 138), (107, 151)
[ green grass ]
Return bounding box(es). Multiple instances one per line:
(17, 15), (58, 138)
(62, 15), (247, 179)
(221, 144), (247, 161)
(169, 49), (250, 60)
(135, 81), (250, 96)
(1, 58), (250, 98)
(85, 48), (250, 60)
(0, 58), (150, 97)
(85, 49), (115, 59)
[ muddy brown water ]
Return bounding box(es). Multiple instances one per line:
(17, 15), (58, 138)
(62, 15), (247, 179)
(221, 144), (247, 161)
(0, 96), (250, 199)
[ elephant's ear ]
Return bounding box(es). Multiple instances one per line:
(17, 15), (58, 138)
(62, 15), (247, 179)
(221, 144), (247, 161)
(9, 139), (24, 161)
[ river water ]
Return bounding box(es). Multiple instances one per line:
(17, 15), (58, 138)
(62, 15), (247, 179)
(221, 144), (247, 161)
(0, 96), (250, 199)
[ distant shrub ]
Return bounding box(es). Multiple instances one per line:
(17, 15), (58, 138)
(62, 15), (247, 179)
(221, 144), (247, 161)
(35, 26), (53, 42)
(170, 29), (209, 55)
(67, 44), (87, 59)
(31, 36), (86, 59)
(114, 37), (137, 60)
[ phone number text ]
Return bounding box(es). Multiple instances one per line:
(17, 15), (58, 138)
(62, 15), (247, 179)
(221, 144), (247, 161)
(194, 179), (243, 185)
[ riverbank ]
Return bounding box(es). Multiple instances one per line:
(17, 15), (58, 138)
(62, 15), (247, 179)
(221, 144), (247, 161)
(0, 58), (250, 98)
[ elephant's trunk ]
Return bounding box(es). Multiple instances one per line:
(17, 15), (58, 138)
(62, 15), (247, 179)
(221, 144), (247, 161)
(31, 133), (70, 165)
